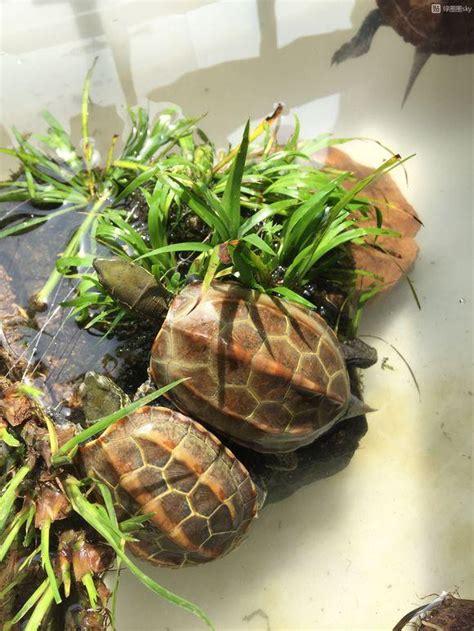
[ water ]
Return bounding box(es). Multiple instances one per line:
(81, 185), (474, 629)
(1, 1), (473, 629)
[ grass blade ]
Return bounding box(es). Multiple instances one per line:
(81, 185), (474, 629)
(0, 505), (32, 562)
(269, 286), (316, 310)
(65, 477), (214, 630)
(222, 121), (249, 235)
(10, 579), (49, 624)
(0, 465), (31, 532)
(40, 519), (62, 604)
(135, 242), (212, 262)
(242, 233), (276, 257)
(82, 57), (98, 175)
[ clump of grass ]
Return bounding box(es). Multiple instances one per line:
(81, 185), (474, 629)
(71, 120), (407, 334)
(0, 61), (201, 310)
(1, 66), (411, 336)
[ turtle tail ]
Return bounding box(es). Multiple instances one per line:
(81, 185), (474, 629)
(344, 394), (375, 420)
(402, 49), (431, 106)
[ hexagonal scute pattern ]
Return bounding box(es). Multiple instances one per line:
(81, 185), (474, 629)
(150, 282), (351, 452)
(80, 406), (257, 568)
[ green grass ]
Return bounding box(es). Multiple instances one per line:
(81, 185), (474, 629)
(1, 67), (409, 335)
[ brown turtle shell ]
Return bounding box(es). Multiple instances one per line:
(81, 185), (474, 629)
(378, 0), (474, 54)
(80, 406), (257, 568)
(150, 282), (351, 453)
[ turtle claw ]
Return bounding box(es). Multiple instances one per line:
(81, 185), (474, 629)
(332, 9), (384, 65)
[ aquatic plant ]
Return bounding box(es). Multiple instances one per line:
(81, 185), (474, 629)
(0, 66), (410, 336)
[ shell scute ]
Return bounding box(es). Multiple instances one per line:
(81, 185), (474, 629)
(105, 438), (144, 476)
(120, 467), (168, 506)
(190, 483), (222, 517)
(317, 336), (341, 375)
(231, 322), (264, 352)
(134, 435), (171, 469)
(253, 401), (292, 431)
(251, 303), (288, 336)
(248, 369), (288, 402)
(327, 370), (350, 399)
(163, 458), (199, 493)
(160, 492), (192, 524)
(172, 327), (210, 366)
(222, 387), (258, 418)
(221, 353), (252, 386)
(180, 515), (212, 548)
(287, 319), (320, 353)
(264, 337), (300, 369)
(209, 504), (234, 534)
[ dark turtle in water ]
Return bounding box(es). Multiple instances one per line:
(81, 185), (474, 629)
(332, 0), (474, 103)
(80, 376), (258, 568)
(94, 258), (375, 453)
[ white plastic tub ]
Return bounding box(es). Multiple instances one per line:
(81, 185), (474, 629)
(1, 1), (472, 629)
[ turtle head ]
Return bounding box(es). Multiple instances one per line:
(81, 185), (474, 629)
(79, 371), (130, 423)
(93, 257), (171, 321)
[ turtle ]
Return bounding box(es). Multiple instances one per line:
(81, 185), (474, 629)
(79, 374), (258, 568)
(332, 0), (474, 103)
(93, 258), (375, 454)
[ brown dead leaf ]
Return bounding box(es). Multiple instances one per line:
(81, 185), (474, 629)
(317, 147), (421, 292)
(0, 384), (37, 427)
(35, 484), (70, 526)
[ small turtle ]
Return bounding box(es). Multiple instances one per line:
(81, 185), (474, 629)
(94, 258), (375, 454)
(80, 373), (258, 568)
(332, 0), (474, 103)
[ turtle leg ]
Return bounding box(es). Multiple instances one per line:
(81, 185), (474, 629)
(332, 9), (385, 65)
(340, 338), (378, 369)
(263, 452), (299, 471)
(401, 48), (431, 106)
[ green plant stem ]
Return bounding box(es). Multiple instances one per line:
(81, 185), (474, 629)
(0, 505), (32, 562)
(0, 465), (31, 532)
(82, 572), (98, 608)
(40, 519), (62, 604)
(24, 582), (57, 631)
(34, 193), (110, 309)
(211, 104), (282, 174)
(110, 558), (122, 628)
(9, 578), (49, 625)
(82, 57), (98, 190)
(41, 412), (58, 456)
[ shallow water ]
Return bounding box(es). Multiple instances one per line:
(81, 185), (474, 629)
(1, 1), (473, 629)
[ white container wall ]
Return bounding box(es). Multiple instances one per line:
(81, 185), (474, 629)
(1, 1), (472, 629)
